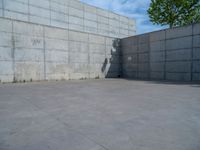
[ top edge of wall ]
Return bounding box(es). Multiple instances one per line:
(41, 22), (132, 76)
(0, 16), (121, 39)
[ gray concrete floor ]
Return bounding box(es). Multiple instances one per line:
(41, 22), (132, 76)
(0, 79), (200, 150)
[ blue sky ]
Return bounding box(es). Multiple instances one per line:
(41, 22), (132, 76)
(80, 0), (167, 34)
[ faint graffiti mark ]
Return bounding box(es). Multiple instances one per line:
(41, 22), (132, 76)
(32, 39), (41, 46)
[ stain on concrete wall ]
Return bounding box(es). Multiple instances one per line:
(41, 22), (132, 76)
(0, 17), (121, 83)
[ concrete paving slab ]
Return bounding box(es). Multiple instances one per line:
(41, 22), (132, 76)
(0, 79), (200, 150)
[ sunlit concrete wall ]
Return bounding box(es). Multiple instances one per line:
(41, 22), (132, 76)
(0, 0), (136, 38)
(121, 23), (200, 82)
(0, 17), (121, 83)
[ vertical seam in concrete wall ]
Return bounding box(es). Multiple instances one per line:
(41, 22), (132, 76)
(11, 20), (15, 82)
(87, 33), (90, 78)
(43, 26), (46, 80)
(104, 37), (106, 77)
(28, 0), (30, 21)
(191, 25), (194, 81)
(67, 29), (70, 79)
(164, 30), (167, 80)
(2, 0), (4, 17)
(136, 37), (139, 78)
(148, 35), (151, 80)
(49, 0), (51, 25)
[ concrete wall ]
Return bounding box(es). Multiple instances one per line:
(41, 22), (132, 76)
(121, 23), (200, 82)
(0, 0), (136, 38)
(0, 17), (121, 83)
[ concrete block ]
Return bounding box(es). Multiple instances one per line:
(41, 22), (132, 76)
(122, 54), (137, 64)
(46, 62), (70, 75)
(150, 62), (164, 72)
(98, 23), (109, 31)
(129, 19), (136, 26)
(90, 54), (105, 63)
(50, 2), (67, 14)
(150, 30), (165, 42)
(123, 63), (138, 72)
(97, 16), (108, 24)
(109, 19), (119, 28)
(69, 24), (84, 33)
(69, 7), (83, 18)
(13, 21), (43, 37)
(0, 47), (12, 61)
(128, 30), (136, 36)
(193, 48), (200, 60)
(15, 48), (44, 62)
(97, 8), (108, 18)
(84, 4), (96, 13)
(89, 34), (105, 44)
(0, 18), (12, 32)
(166, 72), (191, 81)
(69, 0), (83, 10)
(192, 73), (200, 81)
(193, 61), (200, 72)
(120, 16), (129, 24)
(46, 50), (68, 63)
(150, 41), (165, 52)
(166, 49), (191, 61)
(84, 12), (97, 21)
(51, 20), (68, 29)
(44, 27), (68, 40)
(70, 72), (90, 80)
(0, 0), (2, 8)
(166, 36), (192, 50)
(15, 62), (44, 81)
(89, 44), (104, 54)
(69, 30), (88, 42)
(84, 20), (97, 28)
(52, 0), (68, 5)
(150, 51), (165, 62)
(0, 74), (14, 82)
(193, 23), (200, 35)
(30, 6), (50, 18)
(70, 52), (88, 63)
(30, 15), (51, 25)
(120, 22), (129, 30)
(139, 53), (149, 63)
(109, 12), (119, 20)
(166, 25), (192, 39)
(138, 34), (149, 44)
(70, 41), (88, 53)
(138, 72), (149, 79)
(4, 10), (29, 22)
(45, 39), (68, 50)
(14, 35), (44, 49)
(4, 0), (28, 13)
(138, 63), (149, 72)
(84, 26), (97, 33)
(29, 0), (50, 9)
(166, 61), (191, 73)
(150, 72), (164, 80)
(0, 32), (12, 47)
(0, 61), (13, 74)
(69, 16), (83, 26)
(138, 43), (149, 53)
(51, 11), (68, 22)
(123, 71), (137, 78)
(193, 35), (200, 48)
(70, 63), (89, 73)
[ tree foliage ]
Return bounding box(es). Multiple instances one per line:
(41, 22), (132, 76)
(147, 0), (200, 28)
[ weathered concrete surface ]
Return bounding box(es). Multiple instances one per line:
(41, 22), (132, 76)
(1, 0), (136, 38)
(121, 23), (200, 82)
(0, 79), (200, 150)
(0, 17), (121, 82)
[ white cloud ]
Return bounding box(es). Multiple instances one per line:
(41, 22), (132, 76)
(80, 0), (167, 34)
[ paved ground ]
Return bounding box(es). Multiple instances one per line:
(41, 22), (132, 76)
(0, 79), (200, 150)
